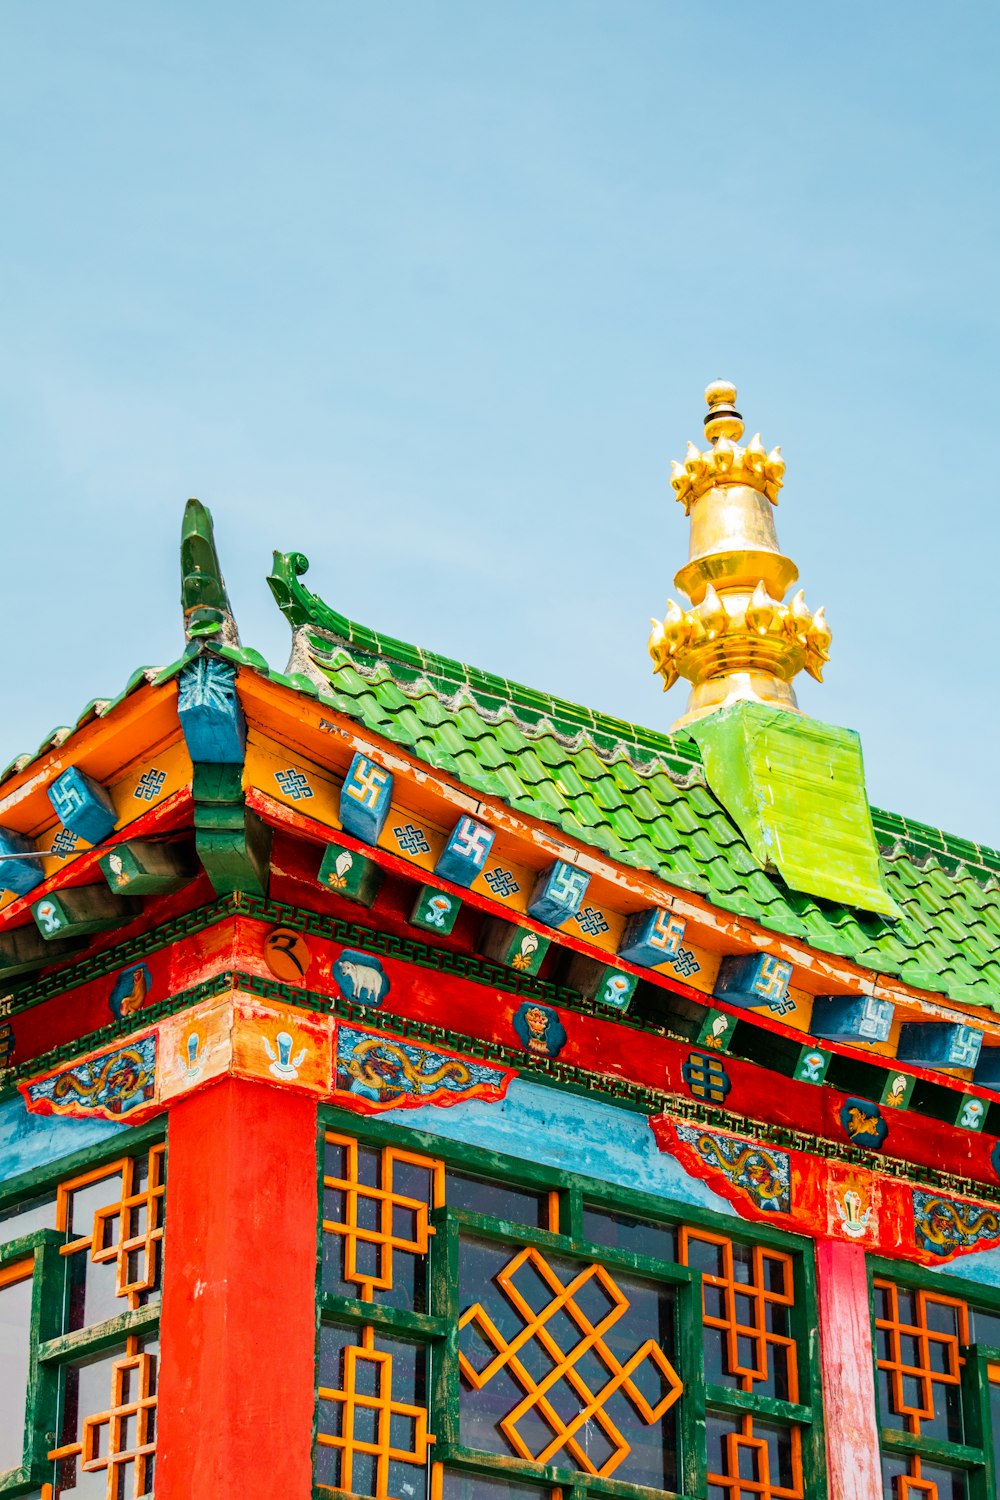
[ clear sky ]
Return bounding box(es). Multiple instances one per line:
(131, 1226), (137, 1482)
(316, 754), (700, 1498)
(2, 3), (998, 846)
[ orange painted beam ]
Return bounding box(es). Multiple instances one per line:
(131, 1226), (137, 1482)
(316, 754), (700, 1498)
(816, 1240), (881, 1499)
(156, 1077), (317, 1499)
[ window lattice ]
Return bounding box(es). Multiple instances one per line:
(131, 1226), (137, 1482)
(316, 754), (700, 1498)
(317, 1125), (815, 1500)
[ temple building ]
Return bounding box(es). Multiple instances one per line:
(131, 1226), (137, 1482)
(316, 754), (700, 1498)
(3, 382), (1000, 1500)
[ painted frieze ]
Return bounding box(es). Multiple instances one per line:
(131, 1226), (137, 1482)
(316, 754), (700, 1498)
(23, 1034), (158, 1120)
(332, 1022), (514, 1113)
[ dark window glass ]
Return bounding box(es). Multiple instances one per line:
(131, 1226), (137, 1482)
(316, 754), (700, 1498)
(581, 1206), (676, 1264)
(445, 1170), (548, 1230)
(0, 1195), (55, 1245)
(0, 1263), (32, 1473)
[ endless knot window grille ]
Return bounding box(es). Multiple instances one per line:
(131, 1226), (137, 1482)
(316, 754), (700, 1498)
(317, 1124), (819, 1500)
(459, 1244), (681, 1478)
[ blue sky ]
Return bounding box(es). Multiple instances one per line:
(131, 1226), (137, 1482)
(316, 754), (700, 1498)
(2, 3), (998, 846)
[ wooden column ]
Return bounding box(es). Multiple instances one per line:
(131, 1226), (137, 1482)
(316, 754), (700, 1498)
(156, 1077), (317, 1500)
(815, 1239), (881, 1499)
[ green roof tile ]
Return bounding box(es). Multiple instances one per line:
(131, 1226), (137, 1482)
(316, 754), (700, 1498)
(259, 551), (1000, 1014)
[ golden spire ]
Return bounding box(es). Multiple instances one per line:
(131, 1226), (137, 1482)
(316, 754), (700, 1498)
(649, 381), (831, 729)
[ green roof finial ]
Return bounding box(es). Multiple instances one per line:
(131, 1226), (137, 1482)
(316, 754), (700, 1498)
(180, 499), (240, 646)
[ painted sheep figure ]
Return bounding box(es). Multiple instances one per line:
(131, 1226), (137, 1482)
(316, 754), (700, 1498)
(335, 956), (388, 1005)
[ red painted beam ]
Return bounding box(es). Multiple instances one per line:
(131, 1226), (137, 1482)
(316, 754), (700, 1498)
(156, 1077), (317, 1499)
(815, 1240), (881, 1499)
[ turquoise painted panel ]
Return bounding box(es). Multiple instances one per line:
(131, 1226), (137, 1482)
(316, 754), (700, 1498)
(339, 754), (392, 843)
(177, 657), (247, 763)
(435, 816), (495, 887)
(527, 860), (590, 928)
(48, 767), (117, 844)
(0, 1097), (126, 1186)
(391, 1077), (736, 1217)
(929, 1244), (1000, 1290)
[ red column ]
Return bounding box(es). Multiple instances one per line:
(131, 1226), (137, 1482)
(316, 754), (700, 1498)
(815, 1240), (882, 1499)
(156, 1078), (318, 1500)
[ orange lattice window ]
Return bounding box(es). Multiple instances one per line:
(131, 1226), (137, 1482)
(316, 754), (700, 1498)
(881, 1453), (971, 1498)
(873, 1278), (969, 1443)
(316, 1325), (431, 1500)
(457, 1235), (683, 1491)
(49, 1335), (158, 1500)
(706, 1413), (804, 1499)
(322, 1131), (445, 1305)
(57, 1147), (165, 1330)
(681, 1228), (797, 1401)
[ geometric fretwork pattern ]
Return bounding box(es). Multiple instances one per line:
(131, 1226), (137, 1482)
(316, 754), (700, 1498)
(681, 1228), (797, 1398)
(57, 1146), (166, 1308)
(873, 1279), (969, 1437)
(882, 1454), (971, 1499)
(707, 1413), (803, 1499)
(323, 1132), (444, 1301)
(459, 1246), (682, 1477)
(49, 1337), (157, 1500)
(317, 1327), (432, 1500)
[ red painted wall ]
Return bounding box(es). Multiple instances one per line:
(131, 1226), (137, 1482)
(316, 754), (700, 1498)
(156, 1077), (317, 1499)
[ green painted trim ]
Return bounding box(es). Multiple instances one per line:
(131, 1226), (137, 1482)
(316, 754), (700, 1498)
(868, 1254), (1000, 1306)
(318, 1294), (447, 1342)
(880, 1428), (983, 1466)
(704, 1384), (813, 1425)
(38, 1303), (160, 1366)
(0, 1231), (62, 1494)
(440, 1206), (696, 1290)
(969, 1344), (999, 1500)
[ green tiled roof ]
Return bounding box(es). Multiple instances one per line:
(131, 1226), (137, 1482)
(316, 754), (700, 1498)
(267, 551), (1000, 1012)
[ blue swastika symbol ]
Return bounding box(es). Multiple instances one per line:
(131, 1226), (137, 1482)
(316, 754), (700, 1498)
(50, 780), (85, 820)
(451, 818), (493, 865)
(550, 864), (589, 908)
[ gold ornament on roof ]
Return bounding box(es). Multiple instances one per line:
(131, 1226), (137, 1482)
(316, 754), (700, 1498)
(649, 382), (831, 728)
